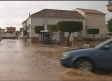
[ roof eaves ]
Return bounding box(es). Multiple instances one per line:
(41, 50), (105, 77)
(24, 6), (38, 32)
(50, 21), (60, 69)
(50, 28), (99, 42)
(85, 12), (106, 15)
(26, 16), (31, 21)
(31, 16), (85, 20)
(77, 8), (106, 15)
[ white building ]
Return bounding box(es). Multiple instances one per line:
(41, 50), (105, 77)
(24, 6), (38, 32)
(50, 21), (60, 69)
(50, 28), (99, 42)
(75, 8), (106, 40)
(22, 9), (85, 43)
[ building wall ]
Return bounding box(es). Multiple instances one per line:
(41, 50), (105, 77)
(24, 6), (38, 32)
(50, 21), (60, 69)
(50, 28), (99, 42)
(1, 32), (16, 38)
(85, 14), (106, 39)
(22, 22), (27, 30)
(6, 27), (16, 33)
(5, 33), (13, 37)
(26, 18), (32, 38)
(76, 9), (106, 40)
(28, 17), (85, 43)
(52, 32), (60, 41)
(31, 18), (85, 39)
(0, 28), (16, 38)
(30, 18), (41, 37)
(1, 29), (5, 33)
(1, 33), (6, 37)
(20, 32), (23, 38)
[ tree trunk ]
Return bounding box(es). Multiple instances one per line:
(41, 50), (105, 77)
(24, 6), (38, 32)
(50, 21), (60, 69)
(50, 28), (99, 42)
(59, 32), (61, 45)
(41, 33), (42, 44)
(93, 34), (95, 46)
(51, 31), (52, 44)
(25, 36), (27, 42)
(66, 32), (71, 46)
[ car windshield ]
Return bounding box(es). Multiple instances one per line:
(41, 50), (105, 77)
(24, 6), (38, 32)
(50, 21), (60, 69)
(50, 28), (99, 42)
(95, 39), (112, 48)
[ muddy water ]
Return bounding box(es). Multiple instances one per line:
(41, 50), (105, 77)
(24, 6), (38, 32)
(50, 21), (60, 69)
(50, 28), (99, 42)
(1, 39), (112, 80)
(0, 39), (70, 80)
(57, 69), (112, 81)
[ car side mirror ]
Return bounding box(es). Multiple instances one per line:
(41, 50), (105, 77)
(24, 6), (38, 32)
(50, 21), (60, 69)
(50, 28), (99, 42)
(103, 45), (110, 50)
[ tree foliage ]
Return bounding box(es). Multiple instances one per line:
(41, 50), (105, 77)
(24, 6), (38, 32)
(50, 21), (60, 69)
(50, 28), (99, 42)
(87, 28), (99, 46)
(57, 21), (83, 33)
(87, 28), (99, 34)
(57, 21), (83, 46)
(35, 26), (43, 34)
(23, 30), (27, 36)
(108, 18), (112, 32)
(47, 24), (58, 32)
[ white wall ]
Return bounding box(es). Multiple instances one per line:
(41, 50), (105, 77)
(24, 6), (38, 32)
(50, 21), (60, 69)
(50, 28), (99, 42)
(30, 18), (85, 40)
(26, 18), (32, 37)
(22, 22), (26, 30)
(20, 32), (23, 38)
(0, 32), (16, 37)
(52, 32), (60, 41)
(64, 32), (79, 41)
(76, 9), (106, 39)
(1, 33), (6, 37)
(85, 14), (106, 39)
(5, 33), (13, 37)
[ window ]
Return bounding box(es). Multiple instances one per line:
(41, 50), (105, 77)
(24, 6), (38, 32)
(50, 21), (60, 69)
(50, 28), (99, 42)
(44, 25), (47, 30)
(43, 19), (48, 25)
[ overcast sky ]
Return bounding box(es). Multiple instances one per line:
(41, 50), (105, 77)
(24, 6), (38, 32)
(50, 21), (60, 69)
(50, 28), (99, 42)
(0, 1), (111, 31)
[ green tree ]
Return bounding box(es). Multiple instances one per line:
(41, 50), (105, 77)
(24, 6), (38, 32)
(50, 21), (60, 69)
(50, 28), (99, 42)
(87, 28), (99, 46)
(35, 26), (43, 34)
(108, 18), (112, 32)
(47, 24), (58, 43)
(34, 26), (43, 44)
(57, 21), (83, 46)
(47, 24), (58, 32)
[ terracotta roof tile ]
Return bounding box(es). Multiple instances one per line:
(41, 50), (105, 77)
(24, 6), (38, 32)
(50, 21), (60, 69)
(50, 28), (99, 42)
(76, 8), (106, 15)
(30, 9), (85, 19)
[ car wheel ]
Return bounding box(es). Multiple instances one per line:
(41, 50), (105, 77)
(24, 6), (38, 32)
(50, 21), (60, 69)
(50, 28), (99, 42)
(75, 59), (94, 72)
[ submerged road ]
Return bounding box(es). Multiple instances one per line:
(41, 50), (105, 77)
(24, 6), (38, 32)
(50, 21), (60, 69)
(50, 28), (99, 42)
(0, 39), (67, 80)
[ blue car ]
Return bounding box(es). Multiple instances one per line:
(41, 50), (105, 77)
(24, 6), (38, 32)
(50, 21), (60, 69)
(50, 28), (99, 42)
(61, 39), (112, 71)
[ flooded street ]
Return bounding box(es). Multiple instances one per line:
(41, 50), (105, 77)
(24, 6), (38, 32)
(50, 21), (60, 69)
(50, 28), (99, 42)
(1, 39), (112, 80)
(0, 39), (69, 80)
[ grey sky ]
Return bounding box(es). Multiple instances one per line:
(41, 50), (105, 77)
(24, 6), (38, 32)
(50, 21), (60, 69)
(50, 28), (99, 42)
(0, 1), (111, 31)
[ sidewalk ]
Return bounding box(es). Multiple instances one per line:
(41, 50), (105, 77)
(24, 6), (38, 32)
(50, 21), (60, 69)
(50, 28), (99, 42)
(20, 38), (104, 49)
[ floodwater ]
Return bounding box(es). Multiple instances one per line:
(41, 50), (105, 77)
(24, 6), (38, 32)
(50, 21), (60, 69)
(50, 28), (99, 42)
(0, 39), (70, 80)
(1, 39), (112, 80)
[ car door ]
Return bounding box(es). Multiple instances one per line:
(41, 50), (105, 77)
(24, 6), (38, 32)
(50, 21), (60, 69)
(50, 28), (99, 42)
(97, 41), (112, 68)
